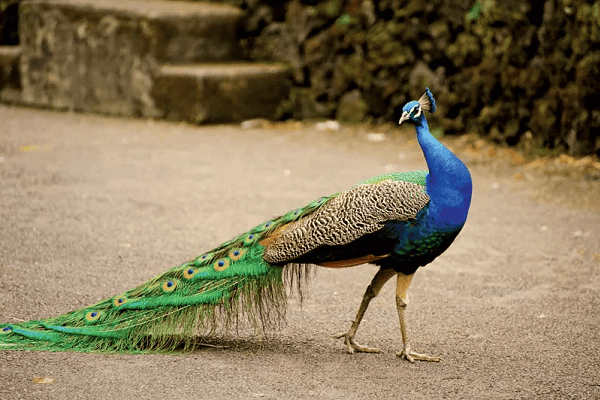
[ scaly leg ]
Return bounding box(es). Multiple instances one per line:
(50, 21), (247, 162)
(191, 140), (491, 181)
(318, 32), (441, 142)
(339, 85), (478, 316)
(334, 267), (396, 354)
(395, 272), (441, 362)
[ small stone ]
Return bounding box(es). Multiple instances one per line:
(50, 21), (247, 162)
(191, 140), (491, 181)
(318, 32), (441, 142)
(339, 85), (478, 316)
(241, 118), (271, 129)
(366, 133), (386, 142)
(32, 377), (55, 384)
(315, 120), (340, 131)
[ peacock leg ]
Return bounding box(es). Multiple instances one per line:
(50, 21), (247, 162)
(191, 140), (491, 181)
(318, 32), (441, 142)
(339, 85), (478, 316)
(395, 272), (441, 362)
(334, 267), (396, 354)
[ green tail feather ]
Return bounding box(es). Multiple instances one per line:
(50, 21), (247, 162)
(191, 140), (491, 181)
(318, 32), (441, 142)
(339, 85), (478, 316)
(0, 194), (328, 353)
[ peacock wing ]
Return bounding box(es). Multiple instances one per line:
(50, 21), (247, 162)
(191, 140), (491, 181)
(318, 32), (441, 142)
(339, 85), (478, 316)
(262, 175), (430, 266)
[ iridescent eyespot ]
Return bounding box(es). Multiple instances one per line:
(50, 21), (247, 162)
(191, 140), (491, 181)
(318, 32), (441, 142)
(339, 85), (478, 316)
(183, 267), (196, 280)
(162, 280), (177, 292)
(243, 234), (257, 245)
(1, 327), (11, 333)
(213, 258), (230, 271)
(284, 208), (301, 221)
(113, 296), (127, 307)
(229, 249), (246, 260)
(196, 253), (213, 265)
(310, 197), (326, 207)
(85, 311), (101, 323)
(265, 222), (272, 228)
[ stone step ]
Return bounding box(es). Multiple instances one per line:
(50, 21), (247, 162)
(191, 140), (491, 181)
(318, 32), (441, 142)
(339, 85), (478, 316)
(10, 0), (292, 123)
(21, 0), (243, 64)
(152, 63), (290, 123)
(18, 0), (245, 117)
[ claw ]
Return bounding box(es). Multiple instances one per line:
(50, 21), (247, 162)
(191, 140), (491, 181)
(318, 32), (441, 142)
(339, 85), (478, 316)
(396, 345), (441, 363)
(334, 332), (381, 354)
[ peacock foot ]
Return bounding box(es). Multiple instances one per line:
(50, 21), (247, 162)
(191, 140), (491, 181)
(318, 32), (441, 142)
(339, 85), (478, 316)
(396, 345), (441, 363)
(334, 332), (381, 354)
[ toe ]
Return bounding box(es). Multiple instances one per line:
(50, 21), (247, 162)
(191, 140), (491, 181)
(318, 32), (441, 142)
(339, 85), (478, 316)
(396, 349), (441, 362)
(396, 350), (415, 363)
(411, 352), (441, 362)
(349, 338), (380, 353)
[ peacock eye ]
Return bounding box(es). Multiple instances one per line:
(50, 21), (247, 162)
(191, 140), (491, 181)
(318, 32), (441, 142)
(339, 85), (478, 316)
(410, 105), (421, 117)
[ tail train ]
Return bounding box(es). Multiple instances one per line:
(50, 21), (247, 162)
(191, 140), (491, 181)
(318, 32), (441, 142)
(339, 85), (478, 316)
(0, 195), (329, 353)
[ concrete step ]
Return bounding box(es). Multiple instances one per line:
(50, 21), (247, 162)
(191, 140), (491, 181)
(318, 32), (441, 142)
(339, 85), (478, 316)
(18, 0), (248, 117)
(152, 63), (290, 123)
(8, 0), (291, 123)
(22, 0), (243, 64)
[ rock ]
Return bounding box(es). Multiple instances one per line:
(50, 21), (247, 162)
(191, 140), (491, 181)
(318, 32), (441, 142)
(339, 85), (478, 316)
(240, 118), (272, 129)
(315, 120), (339, 131)
(366, 133), (386, 142)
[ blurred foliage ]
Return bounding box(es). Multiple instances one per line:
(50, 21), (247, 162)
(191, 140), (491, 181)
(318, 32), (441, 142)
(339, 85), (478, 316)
(205, 0), (599, 156)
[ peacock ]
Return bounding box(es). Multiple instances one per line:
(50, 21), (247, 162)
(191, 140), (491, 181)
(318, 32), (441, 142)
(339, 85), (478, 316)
(0, 88), (472, 362)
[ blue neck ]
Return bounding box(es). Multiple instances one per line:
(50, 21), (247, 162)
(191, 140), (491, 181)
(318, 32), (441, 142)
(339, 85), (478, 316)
(415, 119), (472, 228)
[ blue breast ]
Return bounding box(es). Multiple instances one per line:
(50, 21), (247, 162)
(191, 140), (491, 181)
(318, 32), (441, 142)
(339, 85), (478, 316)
(379, 205), (463, 263)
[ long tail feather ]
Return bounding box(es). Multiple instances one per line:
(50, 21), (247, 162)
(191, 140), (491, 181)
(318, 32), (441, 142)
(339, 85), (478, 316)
(0, 195), (333, 353)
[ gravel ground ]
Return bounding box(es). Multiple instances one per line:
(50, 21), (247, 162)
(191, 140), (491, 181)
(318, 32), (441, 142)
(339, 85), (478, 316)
(0, 105), (599, 399)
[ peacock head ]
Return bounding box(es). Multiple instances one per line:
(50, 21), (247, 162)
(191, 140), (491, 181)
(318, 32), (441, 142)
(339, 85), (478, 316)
(398, 87), (436, 126)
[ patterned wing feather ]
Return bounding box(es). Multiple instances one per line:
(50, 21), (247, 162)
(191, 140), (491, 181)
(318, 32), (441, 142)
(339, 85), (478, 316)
(263, 174), (430, 265)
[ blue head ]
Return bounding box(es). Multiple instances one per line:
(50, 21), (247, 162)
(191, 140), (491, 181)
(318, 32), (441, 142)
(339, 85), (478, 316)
(398, 87), (436, 126)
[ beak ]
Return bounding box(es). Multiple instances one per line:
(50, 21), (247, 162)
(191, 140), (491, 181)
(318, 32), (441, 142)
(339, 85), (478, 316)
(398, 113), (409, 125)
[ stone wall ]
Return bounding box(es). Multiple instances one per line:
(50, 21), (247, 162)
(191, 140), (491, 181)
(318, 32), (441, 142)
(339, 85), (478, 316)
(222, 0), (599, 156)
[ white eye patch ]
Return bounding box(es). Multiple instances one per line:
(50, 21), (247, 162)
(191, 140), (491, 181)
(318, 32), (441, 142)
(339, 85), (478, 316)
(410, 105), (422, 117)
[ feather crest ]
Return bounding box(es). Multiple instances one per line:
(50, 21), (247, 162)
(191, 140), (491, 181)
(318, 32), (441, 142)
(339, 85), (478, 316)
(418, 87), (436, 113)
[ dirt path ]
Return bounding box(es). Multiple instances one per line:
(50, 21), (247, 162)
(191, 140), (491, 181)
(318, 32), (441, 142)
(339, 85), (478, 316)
(0, 105), (599, 399)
